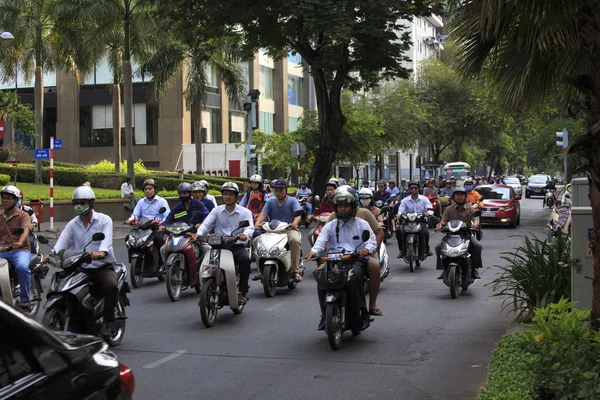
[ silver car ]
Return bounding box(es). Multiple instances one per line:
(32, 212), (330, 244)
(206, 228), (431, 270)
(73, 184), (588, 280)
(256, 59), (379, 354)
(504, 176), (522, 195)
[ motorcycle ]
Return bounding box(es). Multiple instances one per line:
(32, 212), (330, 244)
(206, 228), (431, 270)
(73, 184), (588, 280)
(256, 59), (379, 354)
(470, 197), (484, 241)
(308, 212), (331, 247)
(255, 220), (304, 297)
(426, 194), (441, 218)
(398, 213), (429, 272)
(39, 233), (130, 346)
(124, 206), (167, 288)
(0, 227), (47, 318)
(546, 200), (571, 242)
(376, 243), (390, 282)
(198, 221), (250, 327)
(299, 197), (312, 228)
(311, 230), (372, 351)
(163, 220), (204, 301)
(375, 194), (397, 243)
(543, 189), (556, 208)
(438, 215), (480, 299)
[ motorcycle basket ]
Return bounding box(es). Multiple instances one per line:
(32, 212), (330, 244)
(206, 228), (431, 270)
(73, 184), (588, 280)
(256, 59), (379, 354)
(313, 268), (350, 290)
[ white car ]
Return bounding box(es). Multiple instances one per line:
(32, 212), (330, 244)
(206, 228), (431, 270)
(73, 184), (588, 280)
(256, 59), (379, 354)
(504, 176), (523, 195)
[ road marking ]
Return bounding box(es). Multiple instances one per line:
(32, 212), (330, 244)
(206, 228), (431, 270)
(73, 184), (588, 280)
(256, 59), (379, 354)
(143, 350), (187, 369)
(388, 276), (418, 283)
(265, 301), (285, 311)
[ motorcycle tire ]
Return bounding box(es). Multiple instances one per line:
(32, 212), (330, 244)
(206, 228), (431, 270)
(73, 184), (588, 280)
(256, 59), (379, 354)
(106, 297), (127, 347)
(288, 281), (297, 290)
(449, 265), (458, 299)
(130, 257), (144, 289)
(166, 262), (183, 302)
(25, 278), (42, 318)
(262, 265), (277, 298)
(42, 306), (68, 331)
(326, 303), (342, 351)
(199, 280), (218, 327)
(407, 245), (415, 273)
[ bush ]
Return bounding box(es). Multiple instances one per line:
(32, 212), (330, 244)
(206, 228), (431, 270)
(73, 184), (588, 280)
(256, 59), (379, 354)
(487, 232), (571, 321)
(0, 150), (9, 163)
(0, 173), (10, 185)
(87, 159), (148, 174)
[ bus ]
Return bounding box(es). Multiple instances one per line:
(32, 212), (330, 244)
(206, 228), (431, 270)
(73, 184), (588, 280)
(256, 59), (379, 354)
(442, 162), (472, 183)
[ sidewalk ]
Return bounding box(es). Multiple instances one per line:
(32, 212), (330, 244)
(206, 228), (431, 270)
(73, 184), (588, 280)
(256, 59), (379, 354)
(34, 221), (131, 240)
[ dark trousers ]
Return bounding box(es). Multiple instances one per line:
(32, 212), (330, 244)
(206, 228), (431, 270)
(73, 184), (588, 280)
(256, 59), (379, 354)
(396, 222), (430, 257)
(318, 260), (367, 326)
(88, 269), (118, 323)
(224, 243), (251, 295)
(435, 239), (483, 270)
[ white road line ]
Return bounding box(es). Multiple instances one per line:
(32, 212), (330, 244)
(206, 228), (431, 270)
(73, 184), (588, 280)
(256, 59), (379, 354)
(388, 276), (418, 283)
(265, 301), (285, 311)
(143, 350), (187, 369)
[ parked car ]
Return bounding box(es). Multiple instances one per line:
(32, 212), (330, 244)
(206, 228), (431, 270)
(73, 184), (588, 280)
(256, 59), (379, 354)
(474, 184), (521, 228)
(504, 176), (523, 196)
(0, 300), (134, 400)
(510, 174), (528, 185)
(526, 174), (551, 198)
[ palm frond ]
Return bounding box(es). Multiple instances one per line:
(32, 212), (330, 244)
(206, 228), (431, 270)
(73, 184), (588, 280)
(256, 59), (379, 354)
(141, 42), (187, 104)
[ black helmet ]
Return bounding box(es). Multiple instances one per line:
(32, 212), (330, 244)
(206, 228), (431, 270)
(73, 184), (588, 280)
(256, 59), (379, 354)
(452, 186), (467, 197)
(377, 180), (386, 187)
(408, 180), (420, 189)
(299, 179), (306, 185)
(333, 190), (357, 221)
(177, 182), (192, 194)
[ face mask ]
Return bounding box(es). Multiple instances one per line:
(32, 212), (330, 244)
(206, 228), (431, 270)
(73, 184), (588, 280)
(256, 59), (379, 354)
(179, 195), (191, 203)
(465, 185), (473, 191)
(410, 188), (419, 194)
(74, 204), (91, 215)
(360, 198), (371, 207)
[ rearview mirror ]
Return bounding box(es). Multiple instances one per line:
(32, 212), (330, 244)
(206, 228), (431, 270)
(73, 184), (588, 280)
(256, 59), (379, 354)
(26, 209), (34, 216)
(12, 227), (24, 235)
(38, 236), (49, 245)
(158, 207), (167, 214)
(361, 230), (370, 242)
(92, 232), (105, 241)
(238, 220), (250, 228)
(314, 195), (321, 202)
(124, 205), (133, 213)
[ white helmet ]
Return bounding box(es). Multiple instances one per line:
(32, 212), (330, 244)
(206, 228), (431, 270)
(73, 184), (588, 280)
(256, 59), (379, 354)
(358, 187), (373, 198)
(199, 179), (209, 189)
(0, 185), (21, 200)
(72, 186), (96, 200)
(220, 182), (239, 195)
(249, 174), (262, 183)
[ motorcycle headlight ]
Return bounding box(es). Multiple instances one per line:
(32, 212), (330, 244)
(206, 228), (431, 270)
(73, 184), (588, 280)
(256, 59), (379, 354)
(167, 226), (188, 235)
(126, 235), (135, 247)
(135, 234), (151, 247)
(327, 253), (343, 261)
(257, 240), (285, 258)
(208, 236), (223, 246)
(408, 214), (416, 222)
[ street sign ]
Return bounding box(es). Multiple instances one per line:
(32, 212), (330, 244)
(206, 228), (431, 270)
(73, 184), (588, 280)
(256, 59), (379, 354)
(34, 149), (50, 159)
(54, 139), (62, 150)
(290, 141), (306, 158)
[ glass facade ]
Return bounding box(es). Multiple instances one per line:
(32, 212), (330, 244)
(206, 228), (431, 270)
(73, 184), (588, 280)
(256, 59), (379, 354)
(259, 66), (273, 100)
(288, 117), (300, 132)
(260, 112), (274, 134)
(288, 76), (303, 106)
(287, 52), (302, 65)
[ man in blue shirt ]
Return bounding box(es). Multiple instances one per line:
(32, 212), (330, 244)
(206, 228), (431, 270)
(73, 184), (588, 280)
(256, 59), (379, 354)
(126, 179), (170, 223)
(396, 180), (433, 260)
(194, 182), (254, 304)
(191, 181), (215, 213)
(295, 179), (313, 217)
(254, 179), (303, 281)
(373, 180), (391, 204)
(440, 180), (455, 198)
(386, 180), (400, 196)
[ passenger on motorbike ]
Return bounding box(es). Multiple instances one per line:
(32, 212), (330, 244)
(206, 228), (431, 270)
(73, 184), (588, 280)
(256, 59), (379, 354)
(306, 190), (377, 330)
(313, 179), (338, 217)
(373, 180), (391, 204)
(449, 176), (457, 188)
(361, 179), (370, 189)
(17, 189), (39, 253)
(358, 188), (383, 227)
(194, 182), (254, 305)
(295, 180), (313, 217)
(50, 186), (117, 336)
(386, 181), (399, 196)
(161, 182), (208, 229)
(199, 180), (218, 208)
(239, 174), (268, 223)
(561, 183), (572, 207)
(465, 179), (483, 207)
(191, 181), (215, 213)
(423, 178), (439, 196)
(435, 187), (483, 279)
(126, 179), (170, 223)
(0, 185), (32, 309)
(253, 179), (303, 282)
(396, 180), (433, 260)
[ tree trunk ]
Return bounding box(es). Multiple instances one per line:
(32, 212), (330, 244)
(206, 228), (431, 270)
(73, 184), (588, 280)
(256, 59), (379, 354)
(34, 66), (43, 184)
(192, 102), (203, 174)
(124, 61), (134, 183)
(112, 83), (121, 173)
(591, 181), (600, 330)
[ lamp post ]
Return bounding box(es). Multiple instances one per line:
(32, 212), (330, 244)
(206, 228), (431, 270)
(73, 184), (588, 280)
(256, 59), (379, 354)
(0, 32), (14, 40)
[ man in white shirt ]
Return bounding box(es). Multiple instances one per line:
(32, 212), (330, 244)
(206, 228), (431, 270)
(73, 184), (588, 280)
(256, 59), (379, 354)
(396, 180), (433, 260)
(121, 177), (138, 209)
(306, 191), (376, 331)
(199, 180), (218, 208)
(194, 182), (254, 304)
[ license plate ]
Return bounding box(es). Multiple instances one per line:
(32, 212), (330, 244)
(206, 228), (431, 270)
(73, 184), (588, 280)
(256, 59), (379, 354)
(482, 212), (495, 217)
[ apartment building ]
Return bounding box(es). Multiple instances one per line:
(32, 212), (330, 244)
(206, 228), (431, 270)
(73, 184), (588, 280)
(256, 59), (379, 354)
(1, 51), (315, 178)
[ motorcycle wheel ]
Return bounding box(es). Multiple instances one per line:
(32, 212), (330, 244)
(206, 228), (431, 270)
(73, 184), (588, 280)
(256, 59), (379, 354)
(199, 280), (218, 327)
(288, 281), (297, 290)
(24, 278), (42, 318)
(407, 245), (415, 273)
(262, 265), (277, 298)
(449, 265), (458, 299)
(166, 262), (183, 302)
(326, 303), (342, 351)
(42, 307), (67, 331)
(130, 257), (144, 289)
(106, 297), (127, 347)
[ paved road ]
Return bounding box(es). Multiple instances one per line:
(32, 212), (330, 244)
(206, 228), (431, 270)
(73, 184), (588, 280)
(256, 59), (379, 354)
(35, 196), (550, 400)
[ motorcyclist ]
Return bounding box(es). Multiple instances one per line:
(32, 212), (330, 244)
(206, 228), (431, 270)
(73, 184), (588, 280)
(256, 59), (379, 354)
(191, 181), (215, 213)
(396, 180), (433, 260)
(17, 189), (39, 253)
(361, 179), (370, 189)
(423, 178), (439, 196)
(0, 185), (32, 310)
(314, 179), (338, 216)
(358, 188), (383, 227)
(449, 176), (457, 187)
(161, 182), (209, 229)
(295, 179), (313, 218)
(194, 182), (254, 305)
(440, 180), (454, 198)
(435, 186), (483, 279)
(253, 179), (303, 282)
(306, 190), (377, 331)
(465, 179), (483, 207)
(199, 180), (218, 208)
(239, 174), (268, 223)
(373, 180), (391, 204)
(561, 183), (572, 207)
(386, 181), (399, 196)
(51, 186), (117, 336)
(125, 179), (170, 223)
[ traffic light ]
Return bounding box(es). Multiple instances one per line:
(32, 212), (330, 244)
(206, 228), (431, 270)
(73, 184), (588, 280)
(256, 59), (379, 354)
(246, 144), (258, 161)
(556, 129), (568, 148)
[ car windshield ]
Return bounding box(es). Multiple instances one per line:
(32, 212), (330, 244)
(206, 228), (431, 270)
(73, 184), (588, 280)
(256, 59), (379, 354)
(505, 178), (520, 184)
(529, 176), (546, 183)
(476, 187), (511, 200)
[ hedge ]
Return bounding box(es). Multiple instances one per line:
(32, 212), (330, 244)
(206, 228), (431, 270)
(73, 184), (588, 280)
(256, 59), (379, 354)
(0, 173), (10, 185)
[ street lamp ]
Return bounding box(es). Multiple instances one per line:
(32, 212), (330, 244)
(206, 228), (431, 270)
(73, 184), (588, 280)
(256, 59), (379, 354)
(0, 32), (14, 40)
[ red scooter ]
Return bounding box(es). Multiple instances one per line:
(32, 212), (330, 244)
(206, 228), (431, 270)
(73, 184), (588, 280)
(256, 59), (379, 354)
(163, 221), (204, 301)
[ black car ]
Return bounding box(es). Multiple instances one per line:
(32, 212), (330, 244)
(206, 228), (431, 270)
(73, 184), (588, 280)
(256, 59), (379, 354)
(526, 174), (551, 198)
(0, 301), (134, 400)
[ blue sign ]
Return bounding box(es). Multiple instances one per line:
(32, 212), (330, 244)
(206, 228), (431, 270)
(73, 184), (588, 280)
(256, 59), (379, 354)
(54, 139), (62, 150)
(34, 149), (49, 159)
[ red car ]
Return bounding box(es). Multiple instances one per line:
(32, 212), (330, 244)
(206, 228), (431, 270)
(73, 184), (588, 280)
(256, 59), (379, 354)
(474, 184), (521, 228)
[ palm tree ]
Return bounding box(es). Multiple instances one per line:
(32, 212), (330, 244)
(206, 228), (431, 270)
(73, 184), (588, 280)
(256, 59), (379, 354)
(142, 35), (249, 173)
(447, 0), (600, 328)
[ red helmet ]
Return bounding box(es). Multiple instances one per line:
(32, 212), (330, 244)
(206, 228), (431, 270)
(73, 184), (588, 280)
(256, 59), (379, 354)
(427, 178), (435, 184)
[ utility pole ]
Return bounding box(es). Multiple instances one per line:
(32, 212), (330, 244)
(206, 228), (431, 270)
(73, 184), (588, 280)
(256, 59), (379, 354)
(244, 89), (260, 178)
(556, 128), (569, 182)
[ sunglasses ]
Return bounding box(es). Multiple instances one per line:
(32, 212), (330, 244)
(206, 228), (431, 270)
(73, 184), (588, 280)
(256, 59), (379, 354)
(72, 200), (88, 206)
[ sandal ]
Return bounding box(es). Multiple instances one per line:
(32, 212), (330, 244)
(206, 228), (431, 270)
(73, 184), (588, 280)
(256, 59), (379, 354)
(369, 308), (383, 316)
(294, 273), (303, 282)
(252, 274), (262, 281)
(238, 294), (248, 305)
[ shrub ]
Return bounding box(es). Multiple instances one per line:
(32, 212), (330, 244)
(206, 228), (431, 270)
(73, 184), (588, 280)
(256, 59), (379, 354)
(0, 150), (9, 163)
(87, 159), (148, 174)
(0, 173), (10, 185)
(486, 232), (571, 321)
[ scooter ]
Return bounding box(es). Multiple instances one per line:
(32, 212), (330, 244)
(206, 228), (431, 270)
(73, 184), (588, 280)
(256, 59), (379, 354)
(376, 244), (390, 282)
(398, 212), (428, 272)
(198, 221), (250, 327)
(310, 230), (372, 351)
(255, 220), (304, 297)
(39, 233), (130, 346)
(124, 206), (167, 288)
(546, 201), (571, 242)
(375, 194), (396, 244)
(308, 212), (331, 247)
(299, 197), (312, 228)
(544, 189), (556, 208)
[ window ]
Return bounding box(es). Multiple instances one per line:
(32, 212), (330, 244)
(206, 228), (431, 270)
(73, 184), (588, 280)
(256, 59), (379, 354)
(229, 111), (245, 143)
(260, 112), (274, 134)
(193, 108), (221, 143)
(288, 52), (302, 65)
(205, 64), (219, 93)
(259, 66), (273, 100)
(80, 104), (149, 147)
(288, 117), (300, 132)
(0, 325), (39, 389)
(288, 76), (303, 106)
(475, 187), (511, 200)
(146, 105), (159, 145)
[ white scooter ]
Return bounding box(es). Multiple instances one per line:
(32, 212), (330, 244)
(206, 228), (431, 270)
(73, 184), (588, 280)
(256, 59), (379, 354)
(255, 220), (304, 297)
(376, 244), (390, 282)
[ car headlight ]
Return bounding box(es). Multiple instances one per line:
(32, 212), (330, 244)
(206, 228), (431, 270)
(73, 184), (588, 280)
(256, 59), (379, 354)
(503, 206), (514, 211)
